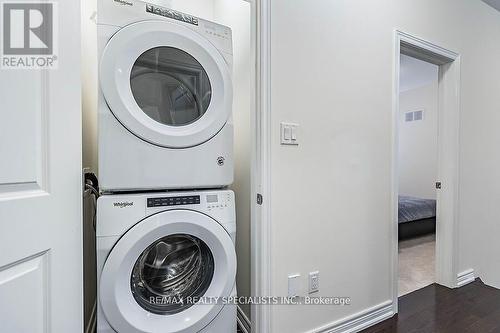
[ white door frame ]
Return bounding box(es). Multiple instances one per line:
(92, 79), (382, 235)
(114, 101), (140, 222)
(251, 0), (271, 332)
(392, 30), (461, 312)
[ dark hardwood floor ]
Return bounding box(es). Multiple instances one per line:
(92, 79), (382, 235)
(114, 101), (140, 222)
(362, 279), (500, 333)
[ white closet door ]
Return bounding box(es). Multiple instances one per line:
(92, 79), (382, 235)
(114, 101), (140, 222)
(0, 0), (83, 332)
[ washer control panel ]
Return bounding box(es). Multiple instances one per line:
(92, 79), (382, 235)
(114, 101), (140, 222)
(144, 191), (234, 220)
(206, 192), (232, 211)
(147, 195), (200, 208)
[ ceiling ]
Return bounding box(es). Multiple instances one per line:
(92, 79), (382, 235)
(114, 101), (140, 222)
(482, 0), (500, 11)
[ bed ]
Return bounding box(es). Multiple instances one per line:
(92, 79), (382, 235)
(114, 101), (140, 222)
(398, 195), (436, 240)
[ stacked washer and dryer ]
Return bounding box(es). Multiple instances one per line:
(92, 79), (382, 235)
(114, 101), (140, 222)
(96, 1), (237, 332)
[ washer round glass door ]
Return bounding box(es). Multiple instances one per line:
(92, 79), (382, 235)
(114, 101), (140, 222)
(99, 210), (236, 333)
(130, 233), (214, 315)
(100, 21), (232, 148)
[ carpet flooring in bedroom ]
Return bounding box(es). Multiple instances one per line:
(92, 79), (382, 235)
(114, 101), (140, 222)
(398, 233), (435, 296)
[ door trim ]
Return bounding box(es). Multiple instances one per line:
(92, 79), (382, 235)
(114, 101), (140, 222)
(392, 30), (461, 313)
(251, 0), (271, 332)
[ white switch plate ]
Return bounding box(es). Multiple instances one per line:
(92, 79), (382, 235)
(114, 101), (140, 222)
(288, 274), (301, 297)
(281, 123), (299, 145)
(309, 271), (319, 294)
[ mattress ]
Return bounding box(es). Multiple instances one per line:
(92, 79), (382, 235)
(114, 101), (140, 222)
(398, 195), (436, 224)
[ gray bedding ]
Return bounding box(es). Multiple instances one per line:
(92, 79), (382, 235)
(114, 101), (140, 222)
(398, 195), (436, 224)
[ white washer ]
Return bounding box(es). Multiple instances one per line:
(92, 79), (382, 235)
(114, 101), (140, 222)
(97, 0), (234, 192)
(96, 190), (237, 333)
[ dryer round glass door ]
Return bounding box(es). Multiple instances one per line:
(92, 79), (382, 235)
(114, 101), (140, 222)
(130, 47), (212, 128)
(100, 21), (233, 148)
(99, 210), (236, 333)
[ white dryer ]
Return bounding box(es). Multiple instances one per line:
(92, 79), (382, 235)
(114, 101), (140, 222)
(96, 190), (237, 333)
(97, 0), (234, 192)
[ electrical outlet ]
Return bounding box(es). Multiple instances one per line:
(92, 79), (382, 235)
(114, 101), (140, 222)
(309, 271), (319, 294)
(288, 274), (301, 297)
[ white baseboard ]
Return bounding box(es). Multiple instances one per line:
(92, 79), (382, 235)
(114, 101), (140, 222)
(85, 301), (97, 333)
(457, 269), (475, 287)
(237, 306), (251, 333)
(309, 300), (394, 333)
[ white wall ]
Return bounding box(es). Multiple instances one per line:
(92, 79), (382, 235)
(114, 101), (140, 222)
(268, 1), (500, 332)
(398, 82), (439, 199)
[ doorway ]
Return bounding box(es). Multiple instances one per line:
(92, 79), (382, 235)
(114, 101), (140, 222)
(397, 54), (439, 296)
(392, 31), (461, 311)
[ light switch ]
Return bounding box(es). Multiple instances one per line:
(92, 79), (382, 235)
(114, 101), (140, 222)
(281, 122), (299, 145)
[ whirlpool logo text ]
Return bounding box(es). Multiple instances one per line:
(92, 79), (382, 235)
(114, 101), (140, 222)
(113, 202), (134, 208)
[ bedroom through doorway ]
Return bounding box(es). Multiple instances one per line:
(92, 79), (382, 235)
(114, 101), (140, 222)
(397, 54), (439, 296)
